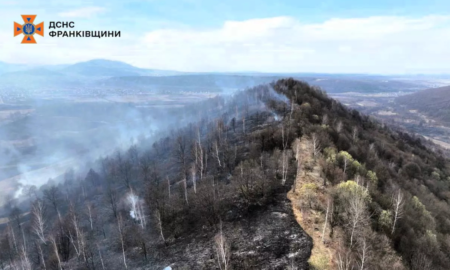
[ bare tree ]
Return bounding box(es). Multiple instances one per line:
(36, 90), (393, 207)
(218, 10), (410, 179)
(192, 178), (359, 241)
(348, 194), (368, 247)
(336, 120), (343, 133)
(214, 222), (230, 270)
(352, 127), (359, 142)
(31, 199), (46, 243)
(18, 245), (31, 270)
(117, 214), (128, 269)
(214, 140), (222, 167)
(357, 238), (369, 270)
(322, 199), (330, 243)
(106, 183), (118, 219)
(281, 150), (289, 186)
(174, 135), (189, 181)
(97, 244), (105, 270)
(167, 176), (171, 198)
(292, 138), (302, 192)
(85, 202), (95, 231)
(183, 177), (189, 205)
(44, 186), (61, 218)
(343, 155), (349, 176)
(191, 163), (197, 194)
(118, 157), (133, 190)
(391, 190), (404, 234)
(311, 133), (322, 159)
(336, 249), (353, 270)
(155, 209), (166, 243)
(36, 240), (47, 270)
(196, 127), (204, 180)
(281, 124), (291, 185)
(50, 236), (62, 270)
(139, 154), (151, 183)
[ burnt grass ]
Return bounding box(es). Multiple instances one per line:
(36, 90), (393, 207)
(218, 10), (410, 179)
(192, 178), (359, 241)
(149, 190), (312, 270)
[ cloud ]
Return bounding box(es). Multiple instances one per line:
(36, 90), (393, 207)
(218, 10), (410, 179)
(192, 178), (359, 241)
(135, 15), (450, 73)
(1, 15), (450, 74)
(58, 6), (106, 18)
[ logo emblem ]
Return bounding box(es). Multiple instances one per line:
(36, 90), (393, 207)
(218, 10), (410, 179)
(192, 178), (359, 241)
(14, 15), (44, 44)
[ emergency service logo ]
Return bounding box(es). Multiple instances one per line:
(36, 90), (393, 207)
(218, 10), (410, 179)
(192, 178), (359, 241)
(14, 15), (44, 44)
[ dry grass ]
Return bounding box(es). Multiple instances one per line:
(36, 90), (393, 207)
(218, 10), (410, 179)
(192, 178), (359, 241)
(287, 137), (339, 270)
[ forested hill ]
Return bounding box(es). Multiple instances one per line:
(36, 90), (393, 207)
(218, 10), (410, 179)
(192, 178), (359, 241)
(1, 79), (450, 270)
(397, 85), (450, 123)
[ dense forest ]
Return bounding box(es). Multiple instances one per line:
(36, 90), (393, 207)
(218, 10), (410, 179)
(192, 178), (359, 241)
(1, 79), (450, 270)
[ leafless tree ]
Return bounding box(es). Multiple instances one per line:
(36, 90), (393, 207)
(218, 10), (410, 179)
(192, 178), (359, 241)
(139, 154), (151, 183)
(167, 176), (171, 198)
(214, 140), (222, 167)
(18, 245), (31, 270)
(49, 236), (62, 270)
(106, 183), (118, 219)
(191, 163), (197, 193)
(195, 126), (204, 181)
(391, 190), (404, 234)
(352, 127), (358, 142)
(336, 120), (343, 133)
(36, 240), (47, 270)
(281, 150), (289, 186)
(118, 158), (133, 189)
(343, 155), (349, 175)
(117, 214), (128, 269)
(174, 135), (189, 181)
(348, 194), (368, 247)
(85, 202), (95, 231)
(322, 199), (330, 243)
(214, 222), (230, 270)
(97, 244), (105, 270)
(336, 249), (353, 270)
(155, 209), (166, 243)
(7, 223), (18, 253)
(31, 199), (46, 243)
(183, 177), (189, 205)
(44, 186), (61, 218)
(292, 138), (302, 192)
(357, 238), (370, 270)
(311, 133), (322, 159)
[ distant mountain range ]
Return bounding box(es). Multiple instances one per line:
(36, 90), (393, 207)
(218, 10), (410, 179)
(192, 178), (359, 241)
(0, 59), (443, 95)
(0, 59), (183, 77)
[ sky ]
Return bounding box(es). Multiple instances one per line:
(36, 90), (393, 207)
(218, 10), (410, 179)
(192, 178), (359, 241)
(0, 0), (449, 74)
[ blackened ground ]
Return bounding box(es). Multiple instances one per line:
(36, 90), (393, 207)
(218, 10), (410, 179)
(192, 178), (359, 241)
(148, 191), (312, 270)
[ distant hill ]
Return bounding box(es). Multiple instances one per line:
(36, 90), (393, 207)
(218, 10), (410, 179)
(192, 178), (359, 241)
(0, 68), (86, 91)
(0, 62), (30, 74)
(397, 85), (450, 123)
(62, 59), (182, 77)
(0, 59), (437, 96)
(96, 74), (426, 94)
(97, 74), (281, 93)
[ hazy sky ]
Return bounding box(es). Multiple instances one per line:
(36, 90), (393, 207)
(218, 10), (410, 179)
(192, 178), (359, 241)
(0, 0), (449, 74)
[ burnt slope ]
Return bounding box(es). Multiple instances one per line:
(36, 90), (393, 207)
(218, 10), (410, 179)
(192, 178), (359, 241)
(1, 79), (450, 270)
